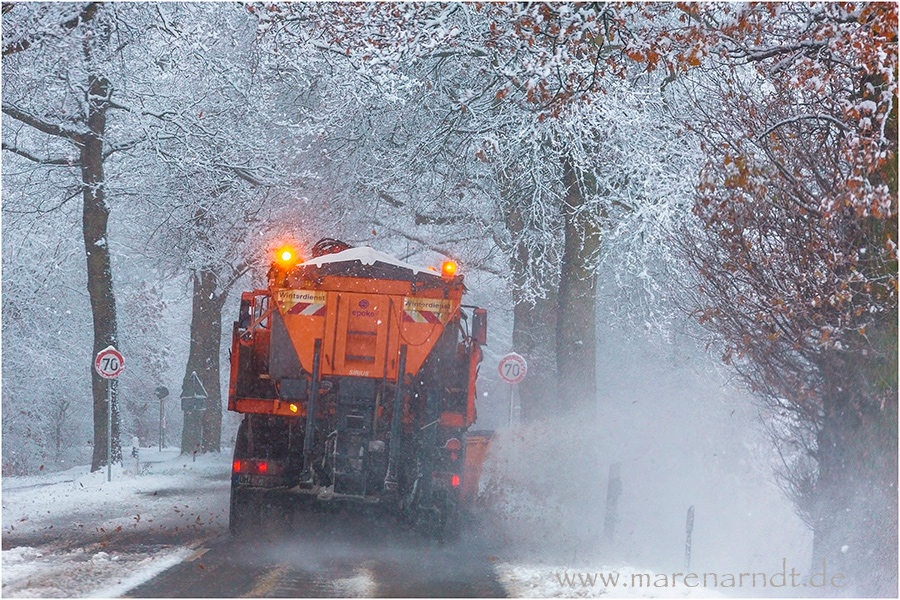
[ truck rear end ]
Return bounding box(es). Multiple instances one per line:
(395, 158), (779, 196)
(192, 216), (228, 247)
(227, 240), (487, 537)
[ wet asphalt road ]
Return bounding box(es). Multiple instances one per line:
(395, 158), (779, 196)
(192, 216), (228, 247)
(125, 507), (508, 598)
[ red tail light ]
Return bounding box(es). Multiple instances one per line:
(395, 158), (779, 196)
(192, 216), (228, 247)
(433, 471), (462, 488)
(233, 459), (282, 475)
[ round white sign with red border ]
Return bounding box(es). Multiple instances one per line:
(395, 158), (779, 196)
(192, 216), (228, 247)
(498, 352), (527, 384)
(95, 346), (125, 379)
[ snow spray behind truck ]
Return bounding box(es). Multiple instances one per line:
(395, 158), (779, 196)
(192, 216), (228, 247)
(227, 238), (489, 537)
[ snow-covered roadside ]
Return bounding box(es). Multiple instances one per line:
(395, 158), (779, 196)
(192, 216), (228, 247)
(2, 449), (231, 598)
(4, 448), (729, 598)
(3, 545), (195, 598)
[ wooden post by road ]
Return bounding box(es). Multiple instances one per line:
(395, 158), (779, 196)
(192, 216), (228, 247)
(604, 462), (621, 539)
(685, 505), (695, 570)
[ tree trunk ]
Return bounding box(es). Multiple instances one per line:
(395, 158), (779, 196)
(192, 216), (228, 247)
(514, 293), (558, 422)
(82, 73), (121, 472)
(502, 192), (560, 422)
(556, 156), (601, 409)
(180, 268), (227, 455)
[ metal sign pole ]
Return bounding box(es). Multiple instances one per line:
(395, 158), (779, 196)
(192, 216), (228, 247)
(95, 346), (124, 483)
(499, 353), (527, 426)
(107, 379), (112, 482)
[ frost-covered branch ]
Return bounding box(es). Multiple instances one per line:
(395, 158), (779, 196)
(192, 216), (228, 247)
(1, 142), (78, 166)
(1, 103), (86, 141)
(2, 2), (99, 57)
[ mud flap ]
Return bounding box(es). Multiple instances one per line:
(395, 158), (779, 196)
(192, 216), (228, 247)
(461, 430), (493, 507)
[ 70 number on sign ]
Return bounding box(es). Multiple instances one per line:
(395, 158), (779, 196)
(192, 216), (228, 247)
(498, 352), (527, 385)
(95, 346), (124, 379)
(99, 354), (121, 374)
(502, 361), (523, 380)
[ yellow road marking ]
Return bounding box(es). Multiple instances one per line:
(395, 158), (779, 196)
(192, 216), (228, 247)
(240, 565), (290, 597)
(184, 547), (210, 562)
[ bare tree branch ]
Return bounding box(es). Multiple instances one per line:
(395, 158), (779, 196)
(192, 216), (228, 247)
(1, 142), (79, 166)
(2, 2), (100, 57)
(1, 188), (81, 216)
(2, 103), (86, 141)
(377, 190), (404, 208)
(755, 113), (850, 141)
(372, 219), (502, 275)
(102, 137), (143, 159)
(414, 213), (468, 226)
(225, 165), (268, 187)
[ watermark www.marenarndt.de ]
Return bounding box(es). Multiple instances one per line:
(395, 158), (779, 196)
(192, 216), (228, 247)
(555, 559), (845, 590)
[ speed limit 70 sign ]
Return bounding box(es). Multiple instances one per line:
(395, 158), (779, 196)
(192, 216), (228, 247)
(498, 352), (527, 384)
(95, 346), (125, 379)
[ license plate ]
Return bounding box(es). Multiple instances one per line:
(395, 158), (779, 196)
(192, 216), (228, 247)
(236, 474), (279, 487)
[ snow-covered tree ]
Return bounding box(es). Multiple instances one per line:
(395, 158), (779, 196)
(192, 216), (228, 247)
(264, 2), (700, 416)
(133, 3), (352, 454)
(3, 3), (322, 461)
(3, 2), (131, 470)
(1, 190), (93, 473)
(665, 3), (897, 594)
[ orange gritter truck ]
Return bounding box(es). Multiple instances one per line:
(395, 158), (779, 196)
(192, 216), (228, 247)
(227, 238), (489, 537)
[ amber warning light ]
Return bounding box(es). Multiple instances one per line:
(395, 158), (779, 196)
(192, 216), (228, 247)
(275, 245), (301, 267)
(441, 260), (457, 278)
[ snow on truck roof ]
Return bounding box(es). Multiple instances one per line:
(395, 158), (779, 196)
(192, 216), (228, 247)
(300, 246), (439, 277)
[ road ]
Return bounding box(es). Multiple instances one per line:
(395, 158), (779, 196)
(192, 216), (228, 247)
(2, 452), (509, 598)
(124, 506), (507, 598)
